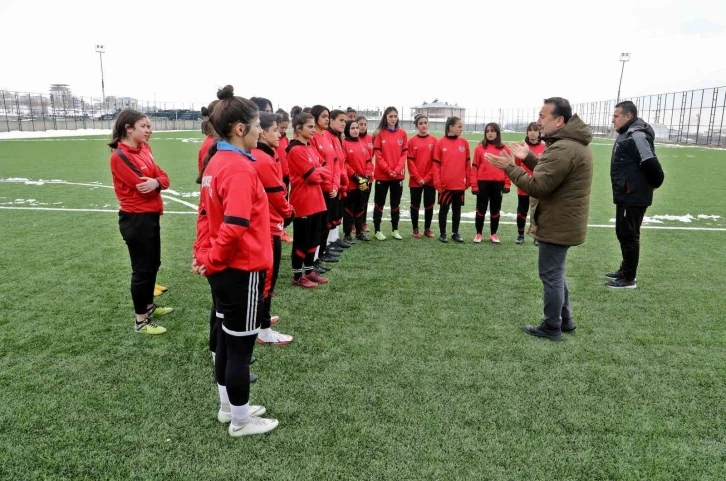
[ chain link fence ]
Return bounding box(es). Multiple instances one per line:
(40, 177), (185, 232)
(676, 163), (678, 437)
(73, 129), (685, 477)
(2, 87), (724, 146)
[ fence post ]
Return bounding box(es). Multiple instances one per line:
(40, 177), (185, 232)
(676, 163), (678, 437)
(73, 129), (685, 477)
(1, 90), (10, 132)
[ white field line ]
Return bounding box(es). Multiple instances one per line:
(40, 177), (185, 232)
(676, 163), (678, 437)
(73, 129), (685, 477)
(0, 178), (198, 211)
(0, 207), (723, 231)
(0, 206), (196, 214)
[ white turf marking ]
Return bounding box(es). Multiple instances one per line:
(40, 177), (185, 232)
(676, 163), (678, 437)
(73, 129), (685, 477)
(0, 178), (198, 211)
(0, 207), (722, 231)
(0, 206), (196, 214)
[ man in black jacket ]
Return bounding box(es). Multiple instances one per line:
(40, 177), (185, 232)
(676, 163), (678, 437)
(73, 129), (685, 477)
(607, 101), (665, 289)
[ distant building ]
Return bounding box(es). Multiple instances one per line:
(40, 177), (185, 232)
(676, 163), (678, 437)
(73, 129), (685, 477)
(411, 99), (465, 121)
(105, 96), (139, 110)
(49, 84), (72, 111)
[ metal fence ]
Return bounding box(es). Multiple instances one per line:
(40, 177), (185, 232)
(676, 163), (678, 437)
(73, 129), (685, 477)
(2, 87), (725, 146)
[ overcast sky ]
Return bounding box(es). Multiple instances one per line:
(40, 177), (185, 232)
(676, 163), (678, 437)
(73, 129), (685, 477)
(1, 0), (724, 112)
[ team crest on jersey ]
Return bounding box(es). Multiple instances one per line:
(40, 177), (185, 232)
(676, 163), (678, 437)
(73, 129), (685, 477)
(458, 146), (465, 152)
(442, 148), (448, 152)
(429, 144), (434, 150)
(397, 139), (403, 145)
(362, 148), (368, 155)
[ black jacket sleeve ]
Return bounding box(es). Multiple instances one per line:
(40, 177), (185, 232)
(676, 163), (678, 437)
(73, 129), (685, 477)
(633, 131), (664, 188)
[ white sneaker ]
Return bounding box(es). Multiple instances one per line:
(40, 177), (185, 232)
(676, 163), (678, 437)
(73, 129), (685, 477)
(228, 416), (279, 436)
(257, 329), (294, 346)
(217, 405), (265, 423)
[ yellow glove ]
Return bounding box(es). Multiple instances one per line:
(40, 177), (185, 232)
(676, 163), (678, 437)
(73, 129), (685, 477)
(356, 176), (368, 192)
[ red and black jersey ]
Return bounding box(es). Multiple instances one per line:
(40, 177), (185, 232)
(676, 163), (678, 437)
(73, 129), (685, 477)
(277, 133), (290, 181)
(251, 143), (294, 236)
(359, 132), (375, 158)
(193, 191), (209, 260)
(286, 139), (328, 217)
(310, 131), (340, 192)
(110, 141), (170, 214)
(515, 140), (546, 196)
(196, 141), (272, 275)
(471, 143), (512, 190)
(198, 135), (215, 175)
(343, 137), (374, 191)
(373, 128), (407, 181)
(407, 134), (437, 187)
(324, 129), (347, 197)
(432, 136), (471, 191)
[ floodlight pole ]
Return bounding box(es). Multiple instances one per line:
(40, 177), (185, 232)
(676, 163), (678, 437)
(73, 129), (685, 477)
(95, 44), (106, 109)
(616, 52), (630, 104)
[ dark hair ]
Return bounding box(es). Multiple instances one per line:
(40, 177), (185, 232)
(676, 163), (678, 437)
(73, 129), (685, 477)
(344, 119), (358, 139)
(543, 97), (572, 123)
(414, 114), (428, 127)
(346, 107), (357, 114)
(445, 116), (461, 136)
(376, 106), (399, 132)
(524, 122), (541, 145)
(615, 100), (638, 119)
(197, 85), (259, 182)
(259, 112), (278, 131)
(482, 122), (504, 148)
(310, 105), (329, 128)
(292, 112), (314, 134)
(330, 109), (346, 121)
(526, 121), (539, 132)
(290, 105), (302, 117)
(275, 108), (290, 123)
(356, 115), (368, 135)
(109, 109), (148, 149)
(302, 107), (312, 114)
(200, 99), (220, 136)
(250, 97), (273, 112)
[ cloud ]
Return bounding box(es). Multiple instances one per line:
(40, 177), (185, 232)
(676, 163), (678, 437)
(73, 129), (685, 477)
(679, 18), (726, 37)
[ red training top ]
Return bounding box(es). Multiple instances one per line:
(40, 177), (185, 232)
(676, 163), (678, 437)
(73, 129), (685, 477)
(286, 139), (328, 217)
(110, 141), (170, 214)
(196, 143), (272, 275)
(470, 143), (512, 191)
(343, 137), (374, 191)
(432, 136), (471, 192)
(277, 133), (290, 181)
(251, 143), (294, 237)
(198, 135), (215, 175)
(310, 131), (341, 193)
(373, 128), (407, 181)
(407, 134), (437, 187)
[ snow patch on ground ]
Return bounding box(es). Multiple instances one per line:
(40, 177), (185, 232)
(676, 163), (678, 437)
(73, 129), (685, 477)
(609, 214), (721, 224)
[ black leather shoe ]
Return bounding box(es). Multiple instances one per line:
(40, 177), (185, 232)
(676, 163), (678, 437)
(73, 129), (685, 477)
(321, 254), (339, 263)
(335, 239), (352, 248)
(327, 244), (344, 253)
(439, 234), (448, 243)
(314, 260), (332, 272)
(561, 320), (577, 332)
(452, 233), (464, 243)
(250, 372), (259, 383)
(356, 233), (371, 241)
(523, 324), (563, 341)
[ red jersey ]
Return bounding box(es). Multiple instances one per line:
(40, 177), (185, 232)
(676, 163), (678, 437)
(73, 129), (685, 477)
(196, 142), (272, 275)
(251, 143), (294, 237)
(198, 135), (215, 175)
(432, 136), (471, 191)
(470, 143), (512, 190)
(342, 138), (374, 191)
(277, 133), (290, 181)
(407, 134), (437, 187)
(324, 129), (347, 197)
(110, 142), (170, 214)
(359, 132), (375, 156)
(515, 140), (546, 196)
(310, 131), (341, 192)
(193, 192), (209, 260)
(373, 128), (407, 181)
(286, 139), (328, 217)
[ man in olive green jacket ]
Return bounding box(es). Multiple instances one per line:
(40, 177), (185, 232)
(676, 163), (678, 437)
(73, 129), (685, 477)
(487, 97), (593, 341)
